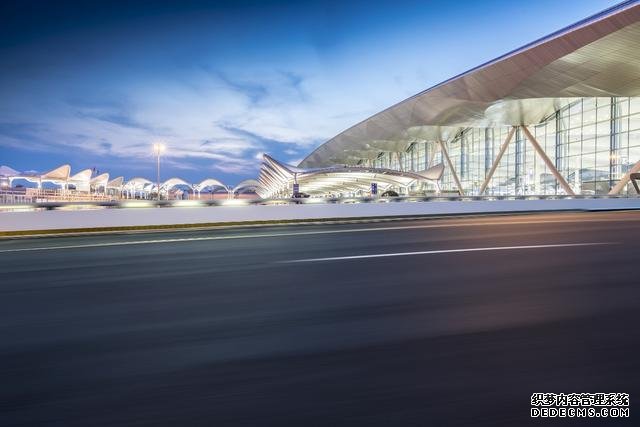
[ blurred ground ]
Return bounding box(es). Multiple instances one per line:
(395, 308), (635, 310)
(1, 211), (638, 426)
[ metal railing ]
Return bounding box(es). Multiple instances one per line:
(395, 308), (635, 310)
(0, 188), (114, 204)
(0, 194), (636, 212)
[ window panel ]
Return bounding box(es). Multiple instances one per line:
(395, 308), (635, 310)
(630, 98), (640, 115)
(618, 116), (629, 133)
(597, 107), (611, 124)
(596, 136), (610, 152)
(582, 138), (597, 153)
(629, 145), (640, 162)
(581, 153), (596, 194)
(616, 98), (629, 116)
(583, 108), (597, 125)
(582, 124), (596, 140)
(582, 98), (596, 111)
(568, 128), (581, 143)
(568, 141), (582, 157)
(596, 121), (610, 138)
(629, 114), (640, 131)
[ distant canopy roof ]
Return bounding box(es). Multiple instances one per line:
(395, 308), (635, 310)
(161, 177), (191, 191)
(0, 165), (20, 177)
(232, 179), (263, 194)
(259, 154), (443, 198)
(90, 173), (110, 186)
(69, 169), (93, 183)
(41, 164), (71, 182)
(11, 164), (72, 184)
(0, 165), (245, 196)
(194, 178), (227, 192)
(123, 177), (153, 190)
(107, 176), (124, 189)
(300, 0), (640, 168)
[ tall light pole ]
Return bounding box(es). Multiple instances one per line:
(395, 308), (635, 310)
(153, 143), (166, 200)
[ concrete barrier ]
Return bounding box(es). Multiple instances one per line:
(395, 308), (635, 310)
(1, 198), (640, 233)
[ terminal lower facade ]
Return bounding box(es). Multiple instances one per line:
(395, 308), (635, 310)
(368, 97), (640, 196)
(287, 2), (640, 199)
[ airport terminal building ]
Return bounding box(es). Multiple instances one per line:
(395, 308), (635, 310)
(3, 1), (640, 202)
(260, 1), (640, 198)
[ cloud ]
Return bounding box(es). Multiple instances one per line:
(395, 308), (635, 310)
(200, 138), (260, 155)
(212, 160), (258, 174)
(212, 70), (269, 104)
(0, 53), (385, 182)
(3, 0), (602, 186)
(77, 111), (150, 131)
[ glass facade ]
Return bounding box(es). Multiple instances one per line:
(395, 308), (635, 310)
(372, 97), (640, 196)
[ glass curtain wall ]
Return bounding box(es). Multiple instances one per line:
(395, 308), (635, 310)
(377, 96), (640, 195)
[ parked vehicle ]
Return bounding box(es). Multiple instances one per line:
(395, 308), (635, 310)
(292, 192), (311, 198)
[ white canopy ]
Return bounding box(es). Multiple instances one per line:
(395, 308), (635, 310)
(106, 176), (124, 189)
(41, 164), (71, 182)
(161, 177), (191, 191)
(123, 177), (153, 190)
(232, 179), (264, 195)
(0, 166), (19, 177)
(13, 164), (71, 187)
(194, 178), (227, 192)
(90, 173), (110, 189)
(259, 154), (443, 198)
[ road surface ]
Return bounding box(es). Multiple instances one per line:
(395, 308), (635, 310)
(1, 210), (639, 426)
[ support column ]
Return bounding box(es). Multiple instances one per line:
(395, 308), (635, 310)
(609, 159), (640, 195)
(438, 140), (464, 196)
(479, 126), (516, 195)
(521, 125), (575, 196)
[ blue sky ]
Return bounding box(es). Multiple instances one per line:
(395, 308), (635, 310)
(0, 0), (617, 184)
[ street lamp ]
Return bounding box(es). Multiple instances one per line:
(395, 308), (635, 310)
(153, 143), (166, 200)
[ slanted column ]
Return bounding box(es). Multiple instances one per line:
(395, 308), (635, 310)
(479, 127), (516, 195)
(521, 125), (575, 196)
(438, 140), (464, 196)
(609, 159), (640, 195)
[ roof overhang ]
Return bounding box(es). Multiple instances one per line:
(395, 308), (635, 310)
(300, 1), (640, 168)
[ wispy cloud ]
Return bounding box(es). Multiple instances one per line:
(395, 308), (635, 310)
(213, 71), (269, 104)
(0, 63), (376, 182)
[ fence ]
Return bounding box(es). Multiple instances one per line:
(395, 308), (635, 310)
(0, 193), (637, 213)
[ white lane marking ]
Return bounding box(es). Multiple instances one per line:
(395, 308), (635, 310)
(0, 216), (632, 253)
(279, 242), (615, 263)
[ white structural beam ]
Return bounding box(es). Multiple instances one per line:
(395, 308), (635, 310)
(438, 140), (464, 196)
(521, 125), (575, 196)
(609, 158), (640, 195)
(479, 127), (516, 195)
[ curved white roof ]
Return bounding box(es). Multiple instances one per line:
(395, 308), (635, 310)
(259, 154), (442, 198)
(41, 164), (71, 181)
(0, 166), (19, 177)
(69, 169), (93, 182)
(90, 173), (110, 186)
(161, 177), (191, 190)
(107, 176), (124, 189)
(232, 179), (263, 194)
(300, 1), (640, 168)
(14, 164), (72, 184)
(124, 177), (153, 190)
(194, 178), (227, 192)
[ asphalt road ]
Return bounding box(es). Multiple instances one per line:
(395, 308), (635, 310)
(1, 210), (639, 426)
